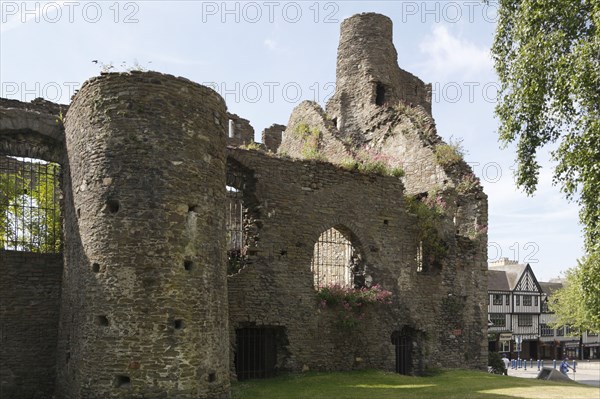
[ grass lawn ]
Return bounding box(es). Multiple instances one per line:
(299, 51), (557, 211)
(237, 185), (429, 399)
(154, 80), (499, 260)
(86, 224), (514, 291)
(231, 369), (599, 399)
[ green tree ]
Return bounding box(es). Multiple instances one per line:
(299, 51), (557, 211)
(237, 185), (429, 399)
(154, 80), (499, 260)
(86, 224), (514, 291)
(548, 252), (600, 333)
(491, 0), (599, 248)
(491, 0), (599, 331)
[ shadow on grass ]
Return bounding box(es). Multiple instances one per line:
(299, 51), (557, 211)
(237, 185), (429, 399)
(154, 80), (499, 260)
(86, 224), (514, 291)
(231, 369), (599, 399)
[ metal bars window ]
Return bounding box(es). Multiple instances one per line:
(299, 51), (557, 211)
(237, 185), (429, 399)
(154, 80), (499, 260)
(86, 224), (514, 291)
(235, 327), (278, 381)
(226, 186), (244, 252)
(0, 156), (61, 253)
(391, 332), (412, 375)
(311, 227), (353, 287)
(226, 185), (248, 275)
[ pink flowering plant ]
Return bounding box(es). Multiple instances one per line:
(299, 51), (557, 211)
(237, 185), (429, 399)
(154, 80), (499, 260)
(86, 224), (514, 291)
(422, 192), (447, 214)
(317, 283), (393, 329)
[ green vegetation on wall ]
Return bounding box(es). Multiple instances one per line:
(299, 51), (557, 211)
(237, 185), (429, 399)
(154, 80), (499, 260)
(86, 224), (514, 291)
(294, 123), (325, 160)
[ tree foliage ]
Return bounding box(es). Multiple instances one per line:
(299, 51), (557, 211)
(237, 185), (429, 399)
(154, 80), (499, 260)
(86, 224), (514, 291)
(548, 250), (600, 333)
(492, 0), (599, 333)
(491, 0), (599, 249)
(0, 161), (61, 252)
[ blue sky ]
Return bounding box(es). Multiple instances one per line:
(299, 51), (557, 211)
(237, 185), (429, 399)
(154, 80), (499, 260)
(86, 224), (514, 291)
(0, 1), (583, 281)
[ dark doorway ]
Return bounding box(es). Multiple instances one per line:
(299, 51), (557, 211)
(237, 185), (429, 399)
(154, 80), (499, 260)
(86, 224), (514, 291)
(391, 331), (412, 375)
(529, 341), (538, 359)
(375, 83), (386, 106)
(235, 327), (278, 380)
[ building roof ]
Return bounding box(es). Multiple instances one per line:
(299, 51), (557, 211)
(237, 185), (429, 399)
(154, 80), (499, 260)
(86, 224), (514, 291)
(488, 263), (527, 291)
(540, 282), (563, 296)
(488, 270), (511, 291)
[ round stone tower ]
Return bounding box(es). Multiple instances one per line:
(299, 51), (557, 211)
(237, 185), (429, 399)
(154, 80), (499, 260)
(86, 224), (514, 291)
(326, 13), (432, 134)
(58, 71), (230, 398)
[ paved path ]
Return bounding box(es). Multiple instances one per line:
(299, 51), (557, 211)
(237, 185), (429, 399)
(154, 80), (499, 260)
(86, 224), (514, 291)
(506, 360), (600, 388)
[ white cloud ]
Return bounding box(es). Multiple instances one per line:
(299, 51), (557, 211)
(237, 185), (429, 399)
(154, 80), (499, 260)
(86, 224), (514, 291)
(418, 25), (492, 79)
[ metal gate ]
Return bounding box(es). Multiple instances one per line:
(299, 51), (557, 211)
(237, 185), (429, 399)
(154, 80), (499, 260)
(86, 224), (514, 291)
(392, 332), (412, 375)
(235, 327), (278, 380)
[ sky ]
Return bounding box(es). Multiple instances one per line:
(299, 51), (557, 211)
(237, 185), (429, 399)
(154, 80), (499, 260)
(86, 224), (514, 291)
(0, 0), (584, 281)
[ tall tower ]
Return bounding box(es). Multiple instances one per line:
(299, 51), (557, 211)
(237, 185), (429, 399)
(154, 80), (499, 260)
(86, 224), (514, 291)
(58, 72), (230, 398)
(326, 13), (432, 135)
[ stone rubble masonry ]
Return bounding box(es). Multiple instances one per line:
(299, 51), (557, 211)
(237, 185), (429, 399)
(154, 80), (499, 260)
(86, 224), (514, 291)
(226, 148), (488, 373)
(226, 113), (255, 147)
(0, 12), (488, 399)
(0, 251), (62, 399)
(0, 98), (66, 163)
(59, 71), (230, 399)
(326, 13), (432, 137)
(261, 123), (286, 153)
(275, 11), (488, 370)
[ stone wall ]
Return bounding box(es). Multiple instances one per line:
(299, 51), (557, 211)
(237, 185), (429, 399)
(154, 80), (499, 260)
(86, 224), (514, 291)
(326, 13), (432, 137)
(261, 123), (286, 153)
(278, 101), (349, 163)
(274, 12), (489, 371)
(0, 98), (66, 163)
(227, 113), (255, 147)
(58, 71), (230, 399)
(0, 251), (62, 399)
(227, 148), (488, 374)
(0, 11), (489, 397)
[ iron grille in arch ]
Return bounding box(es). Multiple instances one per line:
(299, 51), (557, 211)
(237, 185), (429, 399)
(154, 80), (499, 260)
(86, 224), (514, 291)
(391, 331), (412, 375)
(235, 327), (278, 380)
(0, 156), (61, 253)
(311, 227), (353, 287)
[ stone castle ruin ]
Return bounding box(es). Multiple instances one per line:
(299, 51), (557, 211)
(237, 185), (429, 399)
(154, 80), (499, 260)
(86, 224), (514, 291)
(0, 13), (488, 399)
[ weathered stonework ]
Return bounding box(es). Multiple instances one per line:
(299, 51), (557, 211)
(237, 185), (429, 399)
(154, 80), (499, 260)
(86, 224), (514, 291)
(326, 13), (432, 137)
(59, 71), (230, 399)
(227, 113), (255, 147)
(0, 251), (62, 399)
(277, 11), (488, 370)
(226, 148), (487, 374)
(0, 12), (488, 399)
(261, 123), (286, 153)
(0, 98), (66, 163)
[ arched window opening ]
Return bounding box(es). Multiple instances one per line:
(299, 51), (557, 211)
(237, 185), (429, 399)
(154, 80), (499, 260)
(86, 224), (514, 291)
(226, 161), (260, 276)
(311, 227), (367, 288)
(0, 156), (61, 253)
(375, 82), (386, 106)
(227, 185), (245, 274)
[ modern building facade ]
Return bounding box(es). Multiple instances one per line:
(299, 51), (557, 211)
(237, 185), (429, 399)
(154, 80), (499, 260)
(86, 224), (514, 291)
(488, 258), (599, 360)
